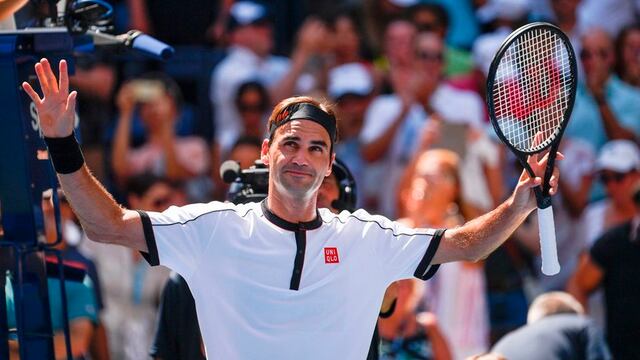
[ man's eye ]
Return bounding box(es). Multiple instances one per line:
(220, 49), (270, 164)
(310, 146), (323, 153)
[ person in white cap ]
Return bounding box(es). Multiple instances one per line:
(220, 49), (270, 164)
(328, 62), (375, 208)
(579, 140), (640, 247)
(568, 172), (640, 359)
(568, 139), (640, 338)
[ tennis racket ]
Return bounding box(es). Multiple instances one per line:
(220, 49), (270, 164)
(486, 22), (577, 276)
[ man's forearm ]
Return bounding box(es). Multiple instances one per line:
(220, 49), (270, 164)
(433, 195), (533, 264)
(58, 165), (147, 251)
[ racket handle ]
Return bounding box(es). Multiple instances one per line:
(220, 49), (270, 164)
(537, 206), (560, 275)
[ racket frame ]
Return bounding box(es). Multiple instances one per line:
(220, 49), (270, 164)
(486, 22), (578, 209)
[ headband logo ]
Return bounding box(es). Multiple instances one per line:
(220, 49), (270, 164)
(276, 109), (290, 122)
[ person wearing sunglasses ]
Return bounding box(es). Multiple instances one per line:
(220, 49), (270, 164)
(564, 28), (640, 153)
(568, 176), (640, 360)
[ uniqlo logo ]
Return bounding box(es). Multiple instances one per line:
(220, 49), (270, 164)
(324, 247), (339, 264)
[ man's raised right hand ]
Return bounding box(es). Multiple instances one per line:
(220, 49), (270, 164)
(22, 58), (77, 138)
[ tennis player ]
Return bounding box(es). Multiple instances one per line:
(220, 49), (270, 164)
(23, 58), (561, 359)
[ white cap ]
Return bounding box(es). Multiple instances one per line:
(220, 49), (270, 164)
(476, 0), (529, 23)
(388, 0), (420, 7)
(228, 1), (269, 29)
(328, 63), (374, 100)
(595, 140), (640, 173)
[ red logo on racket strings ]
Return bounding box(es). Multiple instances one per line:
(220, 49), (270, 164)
(498, 61), (562, 121)
(324, 247), (339, 264)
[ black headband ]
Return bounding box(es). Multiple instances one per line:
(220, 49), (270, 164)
(268, 103), (337, 143)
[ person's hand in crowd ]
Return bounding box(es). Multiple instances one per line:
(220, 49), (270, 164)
(295, 18), (331, 56)
(115, 82), (137, 116)
(417, 117), (442, 151)
(414, 67), (440, 106)
(22, 59), (77, 138)
(390, 66), (417, 108)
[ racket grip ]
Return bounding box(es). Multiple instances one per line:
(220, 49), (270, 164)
(537, 206), (560, 275)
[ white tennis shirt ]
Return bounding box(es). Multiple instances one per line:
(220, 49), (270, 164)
(139, 200), (443, 359)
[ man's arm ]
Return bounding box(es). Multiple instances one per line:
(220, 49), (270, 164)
(567, 252), (603, 310)
(22, 58), (147, 252)
(432, 152), (561, 264)
(53, 319), (94, 360)
(0, 0), (28, 20)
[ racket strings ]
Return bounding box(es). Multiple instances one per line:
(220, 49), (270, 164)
(493, 28), (574, 153)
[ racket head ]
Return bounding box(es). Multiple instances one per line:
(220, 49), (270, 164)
(486, 22), (578, 157)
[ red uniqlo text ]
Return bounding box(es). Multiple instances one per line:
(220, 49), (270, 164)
(324, 247), (339, 264)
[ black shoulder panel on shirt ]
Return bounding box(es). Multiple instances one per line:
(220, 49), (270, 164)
(414, 228), (445, 280)
(137, 210), (160, 266)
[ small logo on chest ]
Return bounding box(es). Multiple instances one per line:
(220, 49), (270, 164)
(324, 247), (340, 264)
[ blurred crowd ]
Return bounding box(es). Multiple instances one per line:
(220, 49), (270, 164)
(7, 0), (640, 359)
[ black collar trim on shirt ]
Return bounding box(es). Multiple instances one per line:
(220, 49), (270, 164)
(260, 200), (322, 231)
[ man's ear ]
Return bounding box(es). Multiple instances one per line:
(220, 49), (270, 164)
(261, 139), (271, 165)
(326, 153), (335, 177)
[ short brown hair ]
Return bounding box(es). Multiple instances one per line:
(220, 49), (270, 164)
(266, 96), (338, 149)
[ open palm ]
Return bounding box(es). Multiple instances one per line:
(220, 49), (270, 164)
(22, 58), (77, 138)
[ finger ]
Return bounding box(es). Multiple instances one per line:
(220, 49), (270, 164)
(58, 59), (69, 95)
(40, 59), (59, 93)
(65, 91), (77, 117)
(22, 82), (42, 104)
(34, 62), (51, 95)
(556, 151), (565, 160)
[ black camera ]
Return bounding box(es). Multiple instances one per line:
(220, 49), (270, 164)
(220, 160), (269, 204)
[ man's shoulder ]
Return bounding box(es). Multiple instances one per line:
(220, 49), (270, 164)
(150, 201), (260, 226)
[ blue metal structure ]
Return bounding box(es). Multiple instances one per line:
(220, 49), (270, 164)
(0, 28), (78, 360)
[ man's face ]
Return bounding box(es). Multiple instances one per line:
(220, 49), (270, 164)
(414, 32), (444, 77)
(580, 30), (615, 77)
(262, 119), (334, 200)
(601, 170), (640, 204)
(384, 21), (417, 67)
(239, 22), (274, 57)
(317, 173), (340, 213)
(130, 182), (174, 212)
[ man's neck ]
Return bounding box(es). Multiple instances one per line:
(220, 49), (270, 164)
(266, 191), (318, 224)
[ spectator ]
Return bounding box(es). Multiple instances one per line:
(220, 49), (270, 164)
(228, 136), (262, 170)
(327, 6), (371, 67)
(580, 140), (640, 247)
(374, 18), (417, 95)
(79, 174), (171, 360)
(362, 0), (418, 56)
(491, 292), (611, 360)
(43, 191), (110, 360)
(568, 180), (640, 359)
(7, 191), (100, 360)
(6, 270), (98, 360)
(150, 272), (205, 360)
(564, 28), (640, 151)
(377, 279), (452, 360)
(362, 31), (495, 217)
(111, 73), (210, 200)
(209, 0), (329, 156)
(577, 0), (639, 38)
(234, 81), (270, 140)
(327, 62), (374, 208)
(397, 149), (489, 359)
(409, 3), (473, 78)
(615, 23), (640, 88)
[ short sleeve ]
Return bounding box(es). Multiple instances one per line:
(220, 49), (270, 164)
(66, 277), (98, 325)
(589, 224), (624, 269)
(351, 211), (443, 283)
(138, 202), (235, 281)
